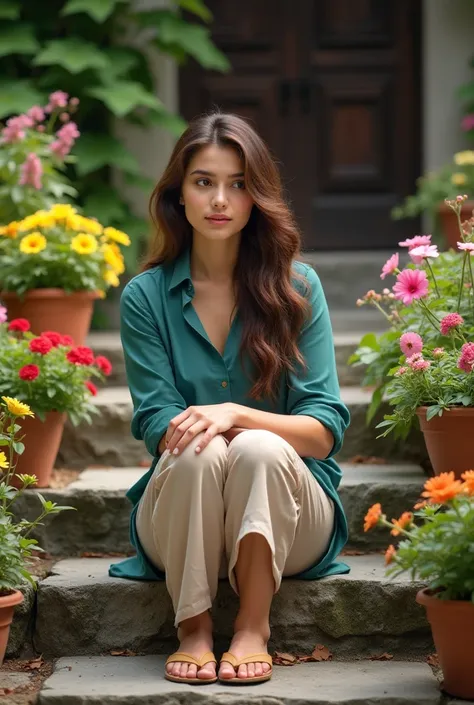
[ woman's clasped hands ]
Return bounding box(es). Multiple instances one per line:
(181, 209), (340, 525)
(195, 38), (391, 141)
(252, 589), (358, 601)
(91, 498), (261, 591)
(165, 402), (243, 455)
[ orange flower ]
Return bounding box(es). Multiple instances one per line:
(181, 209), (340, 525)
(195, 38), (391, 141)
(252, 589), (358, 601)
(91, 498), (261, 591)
(390, 511), (413, 536)
(385, 545), (397, 565)
(461, 470), (474, 495)
(414, 500), (428, 510)
(364, 503), (382, 532)
(421, 472), (463, 504)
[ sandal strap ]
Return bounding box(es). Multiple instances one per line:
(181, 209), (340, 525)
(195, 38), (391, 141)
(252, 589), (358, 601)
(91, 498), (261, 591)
(165, 651), (216, 668)
(220, 651), (273, 668)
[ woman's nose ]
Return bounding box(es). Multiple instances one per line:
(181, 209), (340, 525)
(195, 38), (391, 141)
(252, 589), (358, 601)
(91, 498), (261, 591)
(211, 185), (228, 208)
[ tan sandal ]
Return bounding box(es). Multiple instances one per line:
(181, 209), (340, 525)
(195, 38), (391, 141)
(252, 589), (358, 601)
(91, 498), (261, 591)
(219, 651), (273, 684)
(164, 650), (217, 684)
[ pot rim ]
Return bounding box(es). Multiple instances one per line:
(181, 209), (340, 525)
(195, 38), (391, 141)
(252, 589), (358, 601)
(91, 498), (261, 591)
(416, 405), (474, 418)
(0, 588), (24, 607)
(416, 587), (474, 609)
(1, 288), (101, 300)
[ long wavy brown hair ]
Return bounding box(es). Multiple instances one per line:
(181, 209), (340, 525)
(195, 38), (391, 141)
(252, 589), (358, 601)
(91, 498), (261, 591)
(143, 112), (310, 400)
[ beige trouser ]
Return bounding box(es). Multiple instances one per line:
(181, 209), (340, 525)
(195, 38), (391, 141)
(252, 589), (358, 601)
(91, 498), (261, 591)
(136, 429), (335, 627)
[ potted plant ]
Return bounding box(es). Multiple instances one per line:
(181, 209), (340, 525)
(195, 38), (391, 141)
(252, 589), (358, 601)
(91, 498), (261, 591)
(363, 471), (474, 700)
(0, 313), (112, 487)
(0, 203), (130, 344)
(392, 151), (474, 249)
(350, 197), (474, 477)
(0, 396), (73, 664)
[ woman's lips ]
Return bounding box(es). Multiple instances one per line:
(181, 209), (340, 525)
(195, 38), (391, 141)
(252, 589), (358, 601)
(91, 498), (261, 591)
(206, 216), (231, 223)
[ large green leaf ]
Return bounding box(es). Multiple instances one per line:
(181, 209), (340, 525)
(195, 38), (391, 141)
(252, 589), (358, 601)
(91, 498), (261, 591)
(0, 24), (39, 58)
(148, 108), (187, 138)
(62, 0), (125, 23)
(34, 38), (111, 74)
(157, 15), (229, 71)
(73, 133), (140, 176)
(0, 79), (44, 119)
(87, 80), (163, 117)
(0, 0), (20, 20)
(97, 47), (141, 83)
(177, 0), (212, 22)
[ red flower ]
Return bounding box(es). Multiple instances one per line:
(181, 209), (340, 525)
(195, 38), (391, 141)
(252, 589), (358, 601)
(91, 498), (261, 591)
(8, 318), (30, 332)
(19, 364), (40, 381)
(41, 331), (62, 347)
(29, 336), (53, 355)
(60, 334), (74, 347)
(66, 346), (94, 366)
(95, 355), (112, 376)
(85, 381), (98, 396)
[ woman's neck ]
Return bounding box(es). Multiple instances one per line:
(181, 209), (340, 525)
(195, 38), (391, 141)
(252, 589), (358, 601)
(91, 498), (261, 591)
(190, 233), (240, 284)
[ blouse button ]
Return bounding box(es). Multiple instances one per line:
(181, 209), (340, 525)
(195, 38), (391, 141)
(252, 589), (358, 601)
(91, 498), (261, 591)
(221, 380), (228, 388)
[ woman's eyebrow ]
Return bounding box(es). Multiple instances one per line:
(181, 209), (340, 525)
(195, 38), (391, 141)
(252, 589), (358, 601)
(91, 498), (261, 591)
(189, 169), (244, 178)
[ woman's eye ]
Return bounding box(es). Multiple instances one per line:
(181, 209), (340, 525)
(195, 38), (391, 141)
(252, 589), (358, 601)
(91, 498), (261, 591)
(196, 178), (211, 187)
(232, 181), (245, 189)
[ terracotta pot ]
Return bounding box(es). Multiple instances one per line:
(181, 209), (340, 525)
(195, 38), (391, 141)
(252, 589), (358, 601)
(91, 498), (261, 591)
(8, 412), (66, 488)
(416, 406), (474, 478)
(0, 590), (23, 666)
(1, 289), (100, 346)
(417, 588), (474, 699)
(438, 200), (474, 250)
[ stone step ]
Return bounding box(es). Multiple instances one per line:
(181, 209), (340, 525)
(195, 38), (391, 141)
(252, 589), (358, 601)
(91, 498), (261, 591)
(57, 386), (428, 470)
(34, 555), (432, 660)
(15, 464), (425, 556)
(38, 657), (444, 705)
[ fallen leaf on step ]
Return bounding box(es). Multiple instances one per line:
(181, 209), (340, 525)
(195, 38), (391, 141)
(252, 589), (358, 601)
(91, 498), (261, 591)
(26, 656), (44, 670)
(273, 652), (298, 666)
(340, 549), (364, 556)
(139, 459), (151, 467)
(348, 455), (388, 465)
(110, 649), (137, 657)
(296, 654), (315, 662)
(311, 645), (332, 661)
(0, 688), (14, 695)
(370, 653), (393, 661)
(427, 653), (439, 667)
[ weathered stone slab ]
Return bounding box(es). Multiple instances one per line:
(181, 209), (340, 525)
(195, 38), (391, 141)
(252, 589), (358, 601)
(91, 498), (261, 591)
(34, 555), (432, 660)
(57, 387), (429, 469)
(39, 656), (442, 705)
(6, 582), (35, 659)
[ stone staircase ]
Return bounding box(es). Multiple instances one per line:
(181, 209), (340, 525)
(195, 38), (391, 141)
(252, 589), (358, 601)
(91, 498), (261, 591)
(7, 319), (468, 704)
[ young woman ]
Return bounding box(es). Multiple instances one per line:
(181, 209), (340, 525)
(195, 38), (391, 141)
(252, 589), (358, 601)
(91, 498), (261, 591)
(109, 112), (350, 686)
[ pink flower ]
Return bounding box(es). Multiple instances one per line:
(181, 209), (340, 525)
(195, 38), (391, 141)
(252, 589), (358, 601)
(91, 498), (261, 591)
(27, 105), (45, 123)
(409, 244), (439, 265)
(19, 153), (43, 190)
(45, 90), (69, 113)
(411, 358), (431, 372)
(400, 332), (423, 357)
(440, 313), (464, 336)
(395, 366), (408, 376)
(457, 242), (474, 253)
(59, 112), (70, 123)
(51, 121), (80, 159)
(380, 253), (399, 280)
(458, 342), (474, 373)
(398, 235), (432, 251)
(461, 114), (474, 131)
(1, 114), (33, 142)
(0, 306), (6, 324)
(406, 352), (423, 367)
(433, 347), (445, 357)
(393, 269), (429, 305)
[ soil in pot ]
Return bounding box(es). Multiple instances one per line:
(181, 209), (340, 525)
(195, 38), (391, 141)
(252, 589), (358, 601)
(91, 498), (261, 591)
(417, 588), (474, 700)
(0, 590), (24, 666)
(416, 406), (474, 478)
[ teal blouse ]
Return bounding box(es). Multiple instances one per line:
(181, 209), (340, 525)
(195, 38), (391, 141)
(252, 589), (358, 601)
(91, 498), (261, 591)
(109, 247), (351, 583)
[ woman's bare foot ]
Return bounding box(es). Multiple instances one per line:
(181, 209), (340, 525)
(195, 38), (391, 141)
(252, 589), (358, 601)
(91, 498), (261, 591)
(219, 625), (271, 681)
(166, 611), (216, 681)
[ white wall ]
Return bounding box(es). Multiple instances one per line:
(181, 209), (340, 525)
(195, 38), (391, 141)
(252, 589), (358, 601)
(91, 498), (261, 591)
(423, 0), (474, 171)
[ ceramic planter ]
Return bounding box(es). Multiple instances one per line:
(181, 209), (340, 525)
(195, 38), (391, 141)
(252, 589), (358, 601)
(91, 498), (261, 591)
(1, 288), (100, 346)
(416, 406), (474, 478)
(438, 200), (474, 250)
(0, 590), (23, 666)
(9, 411), (67, 488)
(417, 588), (474, 699)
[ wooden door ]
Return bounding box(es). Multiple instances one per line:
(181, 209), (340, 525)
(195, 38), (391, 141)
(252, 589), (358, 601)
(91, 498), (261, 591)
(180, 0), (421, 250)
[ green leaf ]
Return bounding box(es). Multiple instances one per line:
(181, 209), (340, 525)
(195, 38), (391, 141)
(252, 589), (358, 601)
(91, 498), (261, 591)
(358, 333), (380, 351)
(62, 0), (125, 23)
(147, 108), (187, 137)
(34, 38), (111, 74)
(0, 24), (39, 58)
(0, 79), (44, 119)
(86, 80), (163, 116)
(157, 16), (230, 71)
(366, 386), (384, 424)
(97, 48), (140, 83)
(177, 0), (212, 22)
(0, 0), (20, 20)
(124, 173), (155, 192)
(73, 134), (140, 176)
(82, 185), (128, 224)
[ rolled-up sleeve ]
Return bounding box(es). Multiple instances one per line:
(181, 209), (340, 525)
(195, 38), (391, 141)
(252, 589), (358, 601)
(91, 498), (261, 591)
(287, 266), (350, 458)
(120, 280), (186, 457)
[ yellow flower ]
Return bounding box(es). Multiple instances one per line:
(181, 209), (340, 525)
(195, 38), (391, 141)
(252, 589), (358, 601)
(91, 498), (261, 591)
(103, 244), (125, 274)
(0, 451), (8, 470)
(34, 210), (56, 229)
(50, 203), (77, 221)
(20, 232), (47, 254)
(452, 172), (467, 186)
(103, 227), (131, 247)
(0, 221), (20, 239)
(454, 150), (474, 166)
(103, 269), (120, 287)
(97, 289), (106, 299)
(79, 217), (103, 236)
(1, 396), (34, 417)
(71, 233), (98, 255)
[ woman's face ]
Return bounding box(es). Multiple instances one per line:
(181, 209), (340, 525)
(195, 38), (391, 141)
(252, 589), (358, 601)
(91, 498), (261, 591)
(181, 144), (254, 241)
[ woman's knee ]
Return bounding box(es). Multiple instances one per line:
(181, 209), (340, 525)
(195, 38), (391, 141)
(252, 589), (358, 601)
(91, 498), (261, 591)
(165, 432), (228, 480)
(228, 429), (294, 465)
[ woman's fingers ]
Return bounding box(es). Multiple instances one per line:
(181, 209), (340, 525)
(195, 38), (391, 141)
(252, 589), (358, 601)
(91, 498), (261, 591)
(194, 424), (220, 454)
(167, 418), (207, 455)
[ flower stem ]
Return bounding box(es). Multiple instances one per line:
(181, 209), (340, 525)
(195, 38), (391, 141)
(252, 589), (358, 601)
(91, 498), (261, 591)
(426, 259), (440, 298)
(418, 299), (440, 332)
(467, 253), (474, 319)
(457, 252), (468, 312)
(371, 300), (395, 325)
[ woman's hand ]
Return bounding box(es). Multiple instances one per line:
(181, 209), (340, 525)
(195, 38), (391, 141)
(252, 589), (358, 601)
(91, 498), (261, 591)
(165, 403), (239, 455)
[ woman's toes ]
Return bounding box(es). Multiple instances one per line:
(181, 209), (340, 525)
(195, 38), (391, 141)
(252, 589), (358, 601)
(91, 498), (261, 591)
(262, 662), (271, 673)
(197, 663), (215, 680)
(255, 662), (263, 677)
(179, 663), (190, 679)
(247, 663), (255, 678)
(238, 664), (248, 679)
(171, 663), (181, 677)
(219, 663), (236, 680)
(187, 664), (198, 679)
